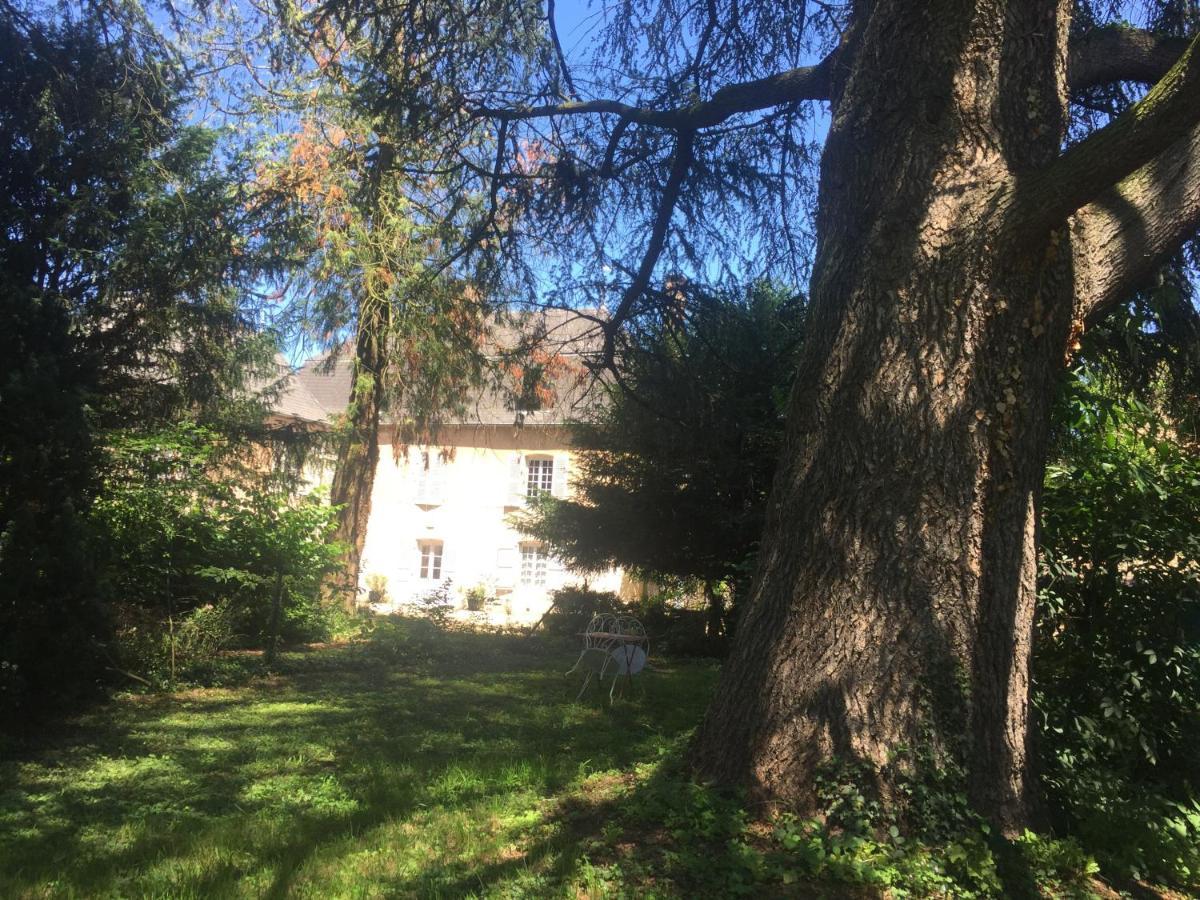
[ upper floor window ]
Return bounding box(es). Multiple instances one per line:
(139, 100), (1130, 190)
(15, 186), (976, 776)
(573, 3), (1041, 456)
(526, 456), (553, 498)
(415, 450), (447, 505)
(418, 540), (443, 580)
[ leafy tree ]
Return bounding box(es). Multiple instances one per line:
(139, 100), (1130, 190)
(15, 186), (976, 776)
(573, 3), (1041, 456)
(246, 24), (500, 606)
(294, 0), (1200, 828)
(0, 3), (300, 724)
(517, 282), (804, 636)
(0, 5), (171, 725)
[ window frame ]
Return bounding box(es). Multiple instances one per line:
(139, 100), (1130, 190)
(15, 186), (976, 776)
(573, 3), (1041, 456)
(525, 456), (554, 498)
(418, 540), (444, 580)
(519, 542), (549, 587)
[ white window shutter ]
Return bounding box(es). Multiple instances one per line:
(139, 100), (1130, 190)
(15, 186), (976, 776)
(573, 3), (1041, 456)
(414, 450), (431, 503)
(441, 542), (455, 581)
(553, 454), (569, 498)
(434, 455), (449, 502)
(495, 548), (516, 588)
(508, 452), (525, 501)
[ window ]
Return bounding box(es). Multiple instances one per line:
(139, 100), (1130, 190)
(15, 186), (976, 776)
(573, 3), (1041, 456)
(418, 541), (443, 580)
(415, 451), (446, 505)
(526, 457), (553, 498)
(520, 543), (549, 586)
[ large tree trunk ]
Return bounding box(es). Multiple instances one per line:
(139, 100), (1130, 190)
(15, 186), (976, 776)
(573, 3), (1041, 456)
(329, 329), (384, 612)
(691, 0), (1078, 831)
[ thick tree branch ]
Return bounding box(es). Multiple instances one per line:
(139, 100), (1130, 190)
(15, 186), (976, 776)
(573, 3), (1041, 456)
(473, 54), (836, 130)
(599, 116), (632, 178)
(1072, 120), (1200, 327)
(1006, 33), (1200, 240)
(545, 0), (576, 100)
(1068, 26), (1193, 93)
(469, 27), (1187, 137)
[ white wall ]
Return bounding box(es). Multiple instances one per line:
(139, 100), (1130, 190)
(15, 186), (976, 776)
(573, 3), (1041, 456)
(357, 424), (624, 625)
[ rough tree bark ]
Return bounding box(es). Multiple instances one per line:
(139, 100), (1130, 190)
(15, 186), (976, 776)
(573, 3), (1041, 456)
(329, 328), (384, 612)
(687, 2), (1200, 832)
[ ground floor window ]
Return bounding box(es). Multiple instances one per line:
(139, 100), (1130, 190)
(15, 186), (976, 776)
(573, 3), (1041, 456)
(520, 543), (549, 586)
(418, 540), (443, 580)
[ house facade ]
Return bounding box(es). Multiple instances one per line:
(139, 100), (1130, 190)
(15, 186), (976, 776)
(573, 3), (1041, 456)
(358, 423), (624, 623)
(270, 311), (628, 624)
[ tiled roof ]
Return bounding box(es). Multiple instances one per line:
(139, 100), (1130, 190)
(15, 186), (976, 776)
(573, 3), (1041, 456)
(272, 308), (608, 428)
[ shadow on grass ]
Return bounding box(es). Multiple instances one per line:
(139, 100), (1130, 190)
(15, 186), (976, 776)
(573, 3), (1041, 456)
(0, 623), (722, 897)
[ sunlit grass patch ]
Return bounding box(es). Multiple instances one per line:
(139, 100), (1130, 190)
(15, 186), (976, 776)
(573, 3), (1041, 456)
(0, 626), (720, 898)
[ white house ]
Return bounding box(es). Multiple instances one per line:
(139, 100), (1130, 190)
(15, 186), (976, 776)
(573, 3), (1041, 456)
(271, 309), (630, 624)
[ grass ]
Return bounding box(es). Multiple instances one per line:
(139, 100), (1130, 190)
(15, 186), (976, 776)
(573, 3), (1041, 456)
(0, 621), (1142, 898)
(0, 623), (726, 898)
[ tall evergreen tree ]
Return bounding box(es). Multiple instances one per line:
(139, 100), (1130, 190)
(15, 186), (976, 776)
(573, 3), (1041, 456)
(517, 282), (804, 635)
(0, 2), (294, 724)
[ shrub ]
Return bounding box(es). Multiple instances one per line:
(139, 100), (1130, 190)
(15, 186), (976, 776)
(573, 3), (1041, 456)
(360, 615), (442, 665)
(414, 580), (455, 627)
(112, 600), (237, 689)
(94, 426), (345, 682)
(540, 586), (623, 636)
(1036, 373), (1200, 889)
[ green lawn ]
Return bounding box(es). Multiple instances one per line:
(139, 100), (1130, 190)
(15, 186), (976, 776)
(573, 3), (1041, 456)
(0, 626), (729, 898)
(1, 624), (1115, 899)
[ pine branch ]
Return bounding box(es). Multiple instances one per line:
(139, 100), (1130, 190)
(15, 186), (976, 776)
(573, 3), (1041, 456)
(471, 54), (837, 130)
(597, 130), (696, 370)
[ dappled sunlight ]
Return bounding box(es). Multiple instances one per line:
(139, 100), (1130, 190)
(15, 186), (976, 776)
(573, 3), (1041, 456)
(0, 632), (719, 897)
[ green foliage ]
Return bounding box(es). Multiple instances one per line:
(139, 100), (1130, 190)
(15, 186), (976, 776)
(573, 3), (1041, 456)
(578, 747), (1100, 898)
(518, 282), (804, 627)
(539, 586), (624, 637)
(0, 6), (167, 727)
(92, 425), (345, 685)
(1036, 368), (1200, 889)
(0, 281), (106, 726)
(114, 600), (238, 689)
(0, 4), (305, 724)
(358, 615), (445, 666)
(412, 580), (456, 627)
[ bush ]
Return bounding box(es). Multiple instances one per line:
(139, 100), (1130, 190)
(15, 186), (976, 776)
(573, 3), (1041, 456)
(638, 602), (719, 657)
(94, 426), (345, 683)
(540, 586), (623, 636)
(112, 601), (237, 689)
(360, 615), (443, 665)
(1036, 373), (1200, 890)
(414, 581), (455, 627)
